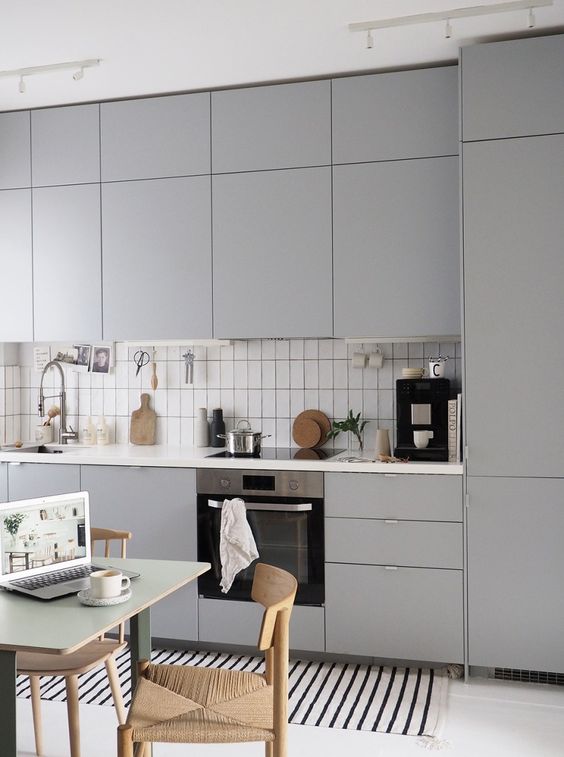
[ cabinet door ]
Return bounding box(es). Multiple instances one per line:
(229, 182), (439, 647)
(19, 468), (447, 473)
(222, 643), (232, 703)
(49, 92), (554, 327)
(0, 111), (31, 189)
(0, 463), (7, 503)
(212, 81), (330, 173)
(333, 157), (460, 339)
(7, 463), (80, 501)
(81, 465), (198, 642)
(31, 104), (100, 186)
(102, 177), (212, 340)
(467, 477), (564, 671)
(325, 563), (463, 662)
(101, 93), (210, 181)
(213, 167), (332, 338)
(32, 184), (102, 342)
(332, 66), (458, 164)
(0, 190), (33, 341)
(462, 34), (564, 142)
(463, 136), (564, 477)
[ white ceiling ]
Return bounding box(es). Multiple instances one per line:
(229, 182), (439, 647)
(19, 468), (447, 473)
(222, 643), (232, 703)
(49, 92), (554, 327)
(1, 0), (563, 111)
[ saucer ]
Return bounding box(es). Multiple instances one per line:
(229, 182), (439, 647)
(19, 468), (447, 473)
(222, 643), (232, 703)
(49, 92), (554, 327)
(77, 588), (131, 607)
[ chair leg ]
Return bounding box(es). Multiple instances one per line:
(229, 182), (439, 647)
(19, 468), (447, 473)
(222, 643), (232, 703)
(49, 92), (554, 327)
(30, 676), (43, 756)
(117, 724), (135, 757)
(65, 675), (81, 757)
(265, 741), (274, 757)
(105, 655), (126, 724)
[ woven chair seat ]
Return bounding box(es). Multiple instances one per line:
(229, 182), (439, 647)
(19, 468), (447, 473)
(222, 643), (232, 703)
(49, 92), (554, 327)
(127, 662), (275, 744)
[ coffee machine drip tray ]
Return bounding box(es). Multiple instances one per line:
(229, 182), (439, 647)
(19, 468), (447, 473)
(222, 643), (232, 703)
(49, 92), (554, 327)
(394, 445), (449, 462)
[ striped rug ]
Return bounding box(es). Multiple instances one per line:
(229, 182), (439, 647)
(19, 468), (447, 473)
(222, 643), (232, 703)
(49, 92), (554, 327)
(16, 648), (447, 738)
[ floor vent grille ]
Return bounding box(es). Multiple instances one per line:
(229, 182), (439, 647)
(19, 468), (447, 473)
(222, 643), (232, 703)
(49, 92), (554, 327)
(492, 667), (564, 686)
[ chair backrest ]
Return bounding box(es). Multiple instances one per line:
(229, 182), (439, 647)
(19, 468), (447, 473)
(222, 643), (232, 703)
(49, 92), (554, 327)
(252, 563), (297, 652)
(91, 527), (133, 644)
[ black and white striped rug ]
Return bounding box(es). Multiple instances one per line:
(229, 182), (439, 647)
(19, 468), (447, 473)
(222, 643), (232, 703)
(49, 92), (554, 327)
(17, 648), (448, 738)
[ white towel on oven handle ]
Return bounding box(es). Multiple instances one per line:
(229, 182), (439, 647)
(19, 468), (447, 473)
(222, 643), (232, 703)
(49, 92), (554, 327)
(219, 497), (259, 593)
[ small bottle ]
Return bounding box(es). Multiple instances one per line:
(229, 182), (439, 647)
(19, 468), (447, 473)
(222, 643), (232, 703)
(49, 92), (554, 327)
(195, 407), (209, 447)
(82, 416), (95, 445)
(96, 416), (109, 445)
(210, 408), (226, 448)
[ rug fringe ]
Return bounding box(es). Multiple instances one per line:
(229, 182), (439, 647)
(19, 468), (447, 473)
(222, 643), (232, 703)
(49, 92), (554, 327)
(445, 664), (463, 679)
(417, 736), (451, 750)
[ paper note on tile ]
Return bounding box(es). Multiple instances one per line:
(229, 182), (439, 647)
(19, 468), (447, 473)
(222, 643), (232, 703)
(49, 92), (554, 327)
(33, 347), (51, 372)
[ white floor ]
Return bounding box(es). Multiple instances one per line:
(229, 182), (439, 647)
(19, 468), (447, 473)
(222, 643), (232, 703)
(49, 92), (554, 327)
(16, 676), (564, 757)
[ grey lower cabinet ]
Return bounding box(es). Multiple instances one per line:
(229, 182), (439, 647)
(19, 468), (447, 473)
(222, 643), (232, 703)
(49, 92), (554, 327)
(0, 111), (31, 189)
(333, 156), (460, 339)
(325, 472), (464, 663)
(332, 66), (458, 164)
(211, 80), (331, 173)
(467, 477), (564, 672)
(212, 167), (332, 338)
(101, 177), (212, 340)
(31, 104), (100, 187)
(0, 463), (7, 502)
(32, 184), (102, 342)
(463, 135), (564, 477)
(7, 463), (80, 501)
(81, 465), (198, 642)
(0, 189), (33, 341)
(461, 34), (564, 142)
(198, 599), (325, 653)
(100, 93), (210, 182)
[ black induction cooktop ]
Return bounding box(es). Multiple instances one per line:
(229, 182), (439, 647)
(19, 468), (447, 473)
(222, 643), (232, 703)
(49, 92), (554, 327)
(206, 447), (345, 461)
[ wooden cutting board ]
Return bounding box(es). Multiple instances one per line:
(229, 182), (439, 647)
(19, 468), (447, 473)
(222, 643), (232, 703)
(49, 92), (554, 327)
(292, 417), (321, 449)
(292, 410), (331, 448)
(130, 393), (156, 445)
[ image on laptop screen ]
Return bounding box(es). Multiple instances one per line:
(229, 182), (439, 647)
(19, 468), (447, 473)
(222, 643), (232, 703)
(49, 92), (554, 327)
(1, 497), (87, 575)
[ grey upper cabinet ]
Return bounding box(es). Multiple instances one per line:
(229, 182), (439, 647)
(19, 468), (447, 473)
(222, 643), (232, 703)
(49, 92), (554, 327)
(0, 111), (31, 189)
(212, 80), (331, 173)
(213, 167), (332, 338)
(333, 156), (460, 338)
(81, 465), (198, 642)
(462, 34), (564, 142)
(463, 135), (564, 477)
(31, 104), (100, 186)
(332, 66), (458, 164)
(467, 477), (564, 671)
(102, 176), (212, 340)
(33, 184), (102, 342)
(7, 463), (80, 501)
(100, 93), (210, 182)
(0, 463), (7, 503)
(0, 190), (33, 341)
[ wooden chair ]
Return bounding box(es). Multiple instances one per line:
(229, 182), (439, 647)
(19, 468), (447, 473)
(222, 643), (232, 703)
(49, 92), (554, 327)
(18, 526), (133, 757)
(117, 563), (298, 757)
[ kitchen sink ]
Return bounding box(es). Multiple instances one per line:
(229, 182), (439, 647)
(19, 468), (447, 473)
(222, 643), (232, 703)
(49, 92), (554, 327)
(3, 444), (84, 454)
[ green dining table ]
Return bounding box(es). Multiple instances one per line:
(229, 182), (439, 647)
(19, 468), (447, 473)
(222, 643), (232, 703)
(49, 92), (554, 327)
(0, 557), (210, 757)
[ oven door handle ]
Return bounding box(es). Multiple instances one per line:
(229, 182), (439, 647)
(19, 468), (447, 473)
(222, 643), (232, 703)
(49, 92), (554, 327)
(207, 499), (313, 512)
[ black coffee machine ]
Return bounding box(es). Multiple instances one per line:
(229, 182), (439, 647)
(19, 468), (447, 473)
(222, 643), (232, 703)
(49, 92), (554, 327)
(394, 378), (450, 461)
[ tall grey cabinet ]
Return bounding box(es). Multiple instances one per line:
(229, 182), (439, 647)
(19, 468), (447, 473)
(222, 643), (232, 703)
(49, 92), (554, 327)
(0, 190), (33, 341)
(0, 463), (7, 503)
(462, 34), (564, 672)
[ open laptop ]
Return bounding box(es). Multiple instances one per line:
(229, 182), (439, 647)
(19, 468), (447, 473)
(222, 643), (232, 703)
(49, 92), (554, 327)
(0, 491), (138, 600)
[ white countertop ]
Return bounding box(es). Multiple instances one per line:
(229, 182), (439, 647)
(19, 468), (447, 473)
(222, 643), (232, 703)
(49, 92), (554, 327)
(0, 443), (463, 474)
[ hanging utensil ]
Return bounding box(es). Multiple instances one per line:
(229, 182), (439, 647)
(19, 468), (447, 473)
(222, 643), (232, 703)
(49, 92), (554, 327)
(182, 349), (194, 385)
(150, 350), (159, 391)
(133, 350), (150, 377)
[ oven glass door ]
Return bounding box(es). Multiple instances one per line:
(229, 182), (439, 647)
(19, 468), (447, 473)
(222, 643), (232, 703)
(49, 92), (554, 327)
(197, 494), (324, 605)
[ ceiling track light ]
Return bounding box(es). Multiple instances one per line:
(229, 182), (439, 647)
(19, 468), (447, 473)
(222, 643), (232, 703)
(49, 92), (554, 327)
(349, 0), (552, 43)
(0, 58), (101, 94)
(366, 30), (374, 49)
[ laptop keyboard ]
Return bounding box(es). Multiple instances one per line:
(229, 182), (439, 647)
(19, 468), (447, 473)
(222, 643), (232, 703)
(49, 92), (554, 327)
(10, 564), (103, 591)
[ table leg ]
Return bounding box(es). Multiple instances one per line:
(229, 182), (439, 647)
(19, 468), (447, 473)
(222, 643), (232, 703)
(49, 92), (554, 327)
(130, 608), (152, 757)
(0, 649), (17, 757)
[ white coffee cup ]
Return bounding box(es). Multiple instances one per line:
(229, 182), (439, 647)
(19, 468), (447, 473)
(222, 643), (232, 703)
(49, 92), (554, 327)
(90, 569), (130, 599)
(429, 359), (446, 378)
(413, 430), (434, 449)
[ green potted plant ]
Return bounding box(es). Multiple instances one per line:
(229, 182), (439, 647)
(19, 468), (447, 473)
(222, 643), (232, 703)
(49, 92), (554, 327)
(3, 513), (26, 546)
(327, 410), (368, 452)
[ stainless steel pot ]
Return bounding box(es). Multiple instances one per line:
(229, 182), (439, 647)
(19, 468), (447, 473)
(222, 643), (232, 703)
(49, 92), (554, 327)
(217, 419), (271, 456)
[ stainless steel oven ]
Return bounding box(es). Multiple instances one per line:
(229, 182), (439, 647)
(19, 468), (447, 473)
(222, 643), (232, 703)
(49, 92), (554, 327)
(196, 468), (324, 606)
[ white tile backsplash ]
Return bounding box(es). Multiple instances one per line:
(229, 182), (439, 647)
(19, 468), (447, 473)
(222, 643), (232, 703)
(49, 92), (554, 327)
(6, 339), (461, 449)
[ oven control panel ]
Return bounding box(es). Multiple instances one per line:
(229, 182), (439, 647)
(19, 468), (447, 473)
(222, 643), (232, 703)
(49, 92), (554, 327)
(197, 469), (323, 498)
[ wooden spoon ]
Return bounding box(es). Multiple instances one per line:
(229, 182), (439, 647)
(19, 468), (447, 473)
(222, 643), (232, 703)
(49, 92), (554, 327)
(150, 352), (158, 391)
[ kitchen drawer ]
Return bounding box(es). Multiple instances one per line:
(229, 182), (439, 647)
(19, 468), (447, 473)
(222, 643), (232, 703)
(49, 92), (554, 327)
(7, 462), (81, 502)
(325, 518), (462, 569)
(198, 599), (325, 653)
(325, 473), (462, 521)
(325, 563), (463, 662)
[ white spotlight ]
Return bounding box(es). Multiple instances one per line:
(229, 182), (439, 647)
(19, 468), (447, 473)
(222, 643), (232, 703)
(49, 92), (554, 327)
(445, 18), (453, 38)
(73, 67), (84, 81)
(528, 7), (536, 26)
(18, 76), (25, 94)
(366, 30), (374, 49)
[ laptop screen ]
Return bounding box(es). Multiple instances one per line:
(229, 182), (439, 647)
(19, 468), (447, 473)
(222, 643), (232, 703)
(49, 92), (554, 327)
(0, 492), (91, 580)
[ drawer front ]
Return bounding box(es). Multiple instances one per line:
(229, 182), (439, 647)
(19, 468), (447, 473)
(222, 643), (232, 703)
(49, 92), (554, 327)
(326, 518), (462, 569)
(325, 473), (462, 521)
(7, 463), (81, 502)
(326, 563), (463, 662)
